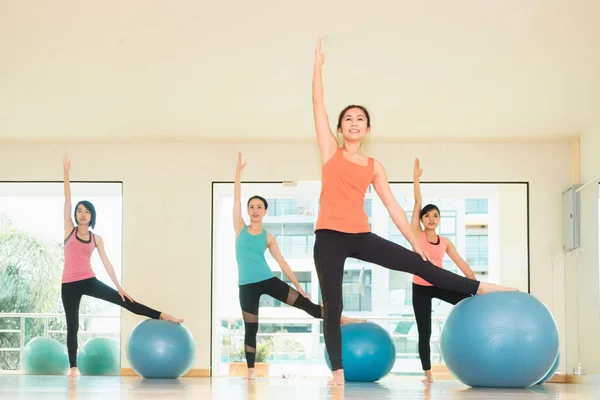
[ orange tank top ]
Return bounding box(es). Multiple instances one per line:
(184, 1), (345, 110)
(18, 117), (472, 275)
(315, 147), (374, 233)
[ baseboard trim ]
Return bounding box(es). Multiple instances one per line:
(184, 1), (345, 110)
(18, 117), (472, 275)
(120, 368), (210, 378)
(548, 374), (567, 383)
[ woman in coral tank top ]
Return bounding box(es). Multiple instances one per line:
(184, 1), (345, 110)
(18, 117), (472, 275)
(410, 158), (477, 384)
(61, 157), (182, 377)
(311, 38), (517, 386)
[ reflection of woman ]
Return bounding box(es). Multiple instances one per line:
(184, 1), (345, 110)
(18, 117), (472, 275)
(411, 158), (476, 383)
(61, 157), (182, 377)
(311, 38), (517, 386)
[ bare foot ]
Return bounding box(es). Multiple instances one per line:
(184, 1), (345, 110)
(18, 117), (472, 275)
(328, 369), (345, 386)
(159, 312), (184, 323)
(476, 282), (518, 295)
(67, 367), (80, 377)
(422, 370), (434, 384)
(243, 368), (256, 380)
(340, 316), (366, 326)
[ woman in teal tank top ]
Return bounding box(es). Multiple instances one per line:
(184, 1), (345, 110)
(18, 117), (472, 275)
(233, 153), (361, 380)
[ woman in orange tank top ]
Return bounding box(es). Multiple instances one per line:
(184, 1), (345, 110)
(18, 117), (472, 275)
(311, 38), (517, 386)
(410, 158), (477, 383)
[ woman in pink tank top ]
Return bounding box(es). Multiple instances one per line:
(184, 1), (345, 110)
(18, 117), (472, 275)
(410, 158), (476, 383)
(61, 158), (183, 377)
(311, 38), (517, 386)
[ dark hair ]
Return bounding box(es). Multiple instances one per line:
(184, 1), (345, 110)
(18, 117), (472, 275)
(247, 195), (268, 210)
(74, 200), (97, 229)
(420, 204), (440, 220)
(337, 105), (371, 130)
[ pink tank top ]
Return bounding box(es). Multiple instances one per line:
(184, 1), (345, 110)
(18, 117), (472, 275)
(413, 231), (447, 286)
(62, 228), (96, 283)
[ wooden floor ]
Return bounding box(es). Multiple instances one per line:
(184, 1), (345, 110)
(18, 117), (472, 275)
(0, 375), (599, 399)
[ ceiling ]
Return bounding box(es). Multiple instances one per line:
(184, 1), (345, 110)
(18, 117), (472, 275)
(1, 0), (599, 142)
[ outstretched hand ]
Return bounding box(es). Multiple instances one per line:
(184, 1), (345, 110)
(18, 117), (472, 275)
(412, 244), (429, 262)
(63, 156), (71, 172)
(413, 158), (422, 180)
(314, 38), (325, 66)
(118, 288), (135, 303)
(237, 152), (247, 172)
(295, 284), (308, 298)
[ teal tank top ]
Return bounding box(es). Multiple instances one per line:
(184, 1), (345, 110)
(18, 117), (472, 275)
(235, 226), (274, 285)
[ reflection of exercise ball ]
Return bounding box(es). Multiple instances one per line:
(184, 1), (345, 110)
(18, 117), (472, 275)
(537, 352), (560, 384)
(126, 320), (196, 379)
(77, 338), (120, 375)
(440, 292), (559, 388)
(23, 337), (69, 375)
(324, 322), (396, 382)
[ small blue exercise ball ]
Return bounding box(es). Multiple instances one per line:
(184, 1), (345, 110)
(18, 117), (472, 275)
(324, 322), (396, 382)
(77, 337), (120, 375)
(440, 292), (559, 388)
(22, 337), (69, 375)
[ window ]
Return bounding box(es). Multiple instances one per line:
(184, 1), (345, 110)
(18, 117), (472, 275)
(265, 198), (298, 216)
(0, 182), (122, 372)
(465, 199), (488, 214)
(213, 182), (528, 376)
(364, 198), (373, 218)
(343, 270), (372, 311)
(466, 234), (488, 267)
(264, 223), (315, 258)
(275, 234), (315, 258)
(316, 270), (372, 312)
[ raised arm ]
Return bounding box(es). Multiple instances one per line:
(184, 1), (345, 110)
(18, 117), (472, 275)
(313, 38), (339, 164)
(63, 157), (75, 239)
(233, 153), (247, 237)
(411, 158), (424, 238)
(372, 160), (428, 261)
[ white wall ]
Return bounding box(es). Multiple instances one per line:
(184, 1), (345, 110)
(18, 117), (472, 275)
(497, 185), (529, 290)
(0, 141), (571, 371)
(565, 125), (600, 374)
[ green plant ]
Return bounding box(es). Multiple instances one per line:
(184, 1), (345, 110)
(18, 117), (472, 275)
(0, 215), (94, 370)
(255, 339), (273, 363)
(229, 339), (273, 363)
(272, 337), (305, 360)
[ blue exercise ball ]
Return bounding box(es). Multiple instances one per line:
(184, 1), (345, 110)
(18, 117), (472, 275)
(440, 292), (559, 388)
(324, 322), (396, 382)
(126, 320), (195, 379)
(22, 337), (69, 375)
(537, 352), (560, 385)
(77, 337), (120, 375)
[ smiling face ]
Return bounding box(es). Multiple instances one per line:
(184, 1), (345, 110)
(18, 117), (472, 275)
(247, 197), (267, 223)
(337, 105), (371, 144)
(420, 204), (441, 231)
(421, 209), (440, 230)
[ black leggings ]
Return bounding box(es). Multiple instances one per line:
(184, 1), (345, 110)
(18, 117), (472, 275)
(239, 277), (322, 368)
(412, 283), (470, 371)
(61, 277), (161, 368)
(314, 229), (480, 371)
